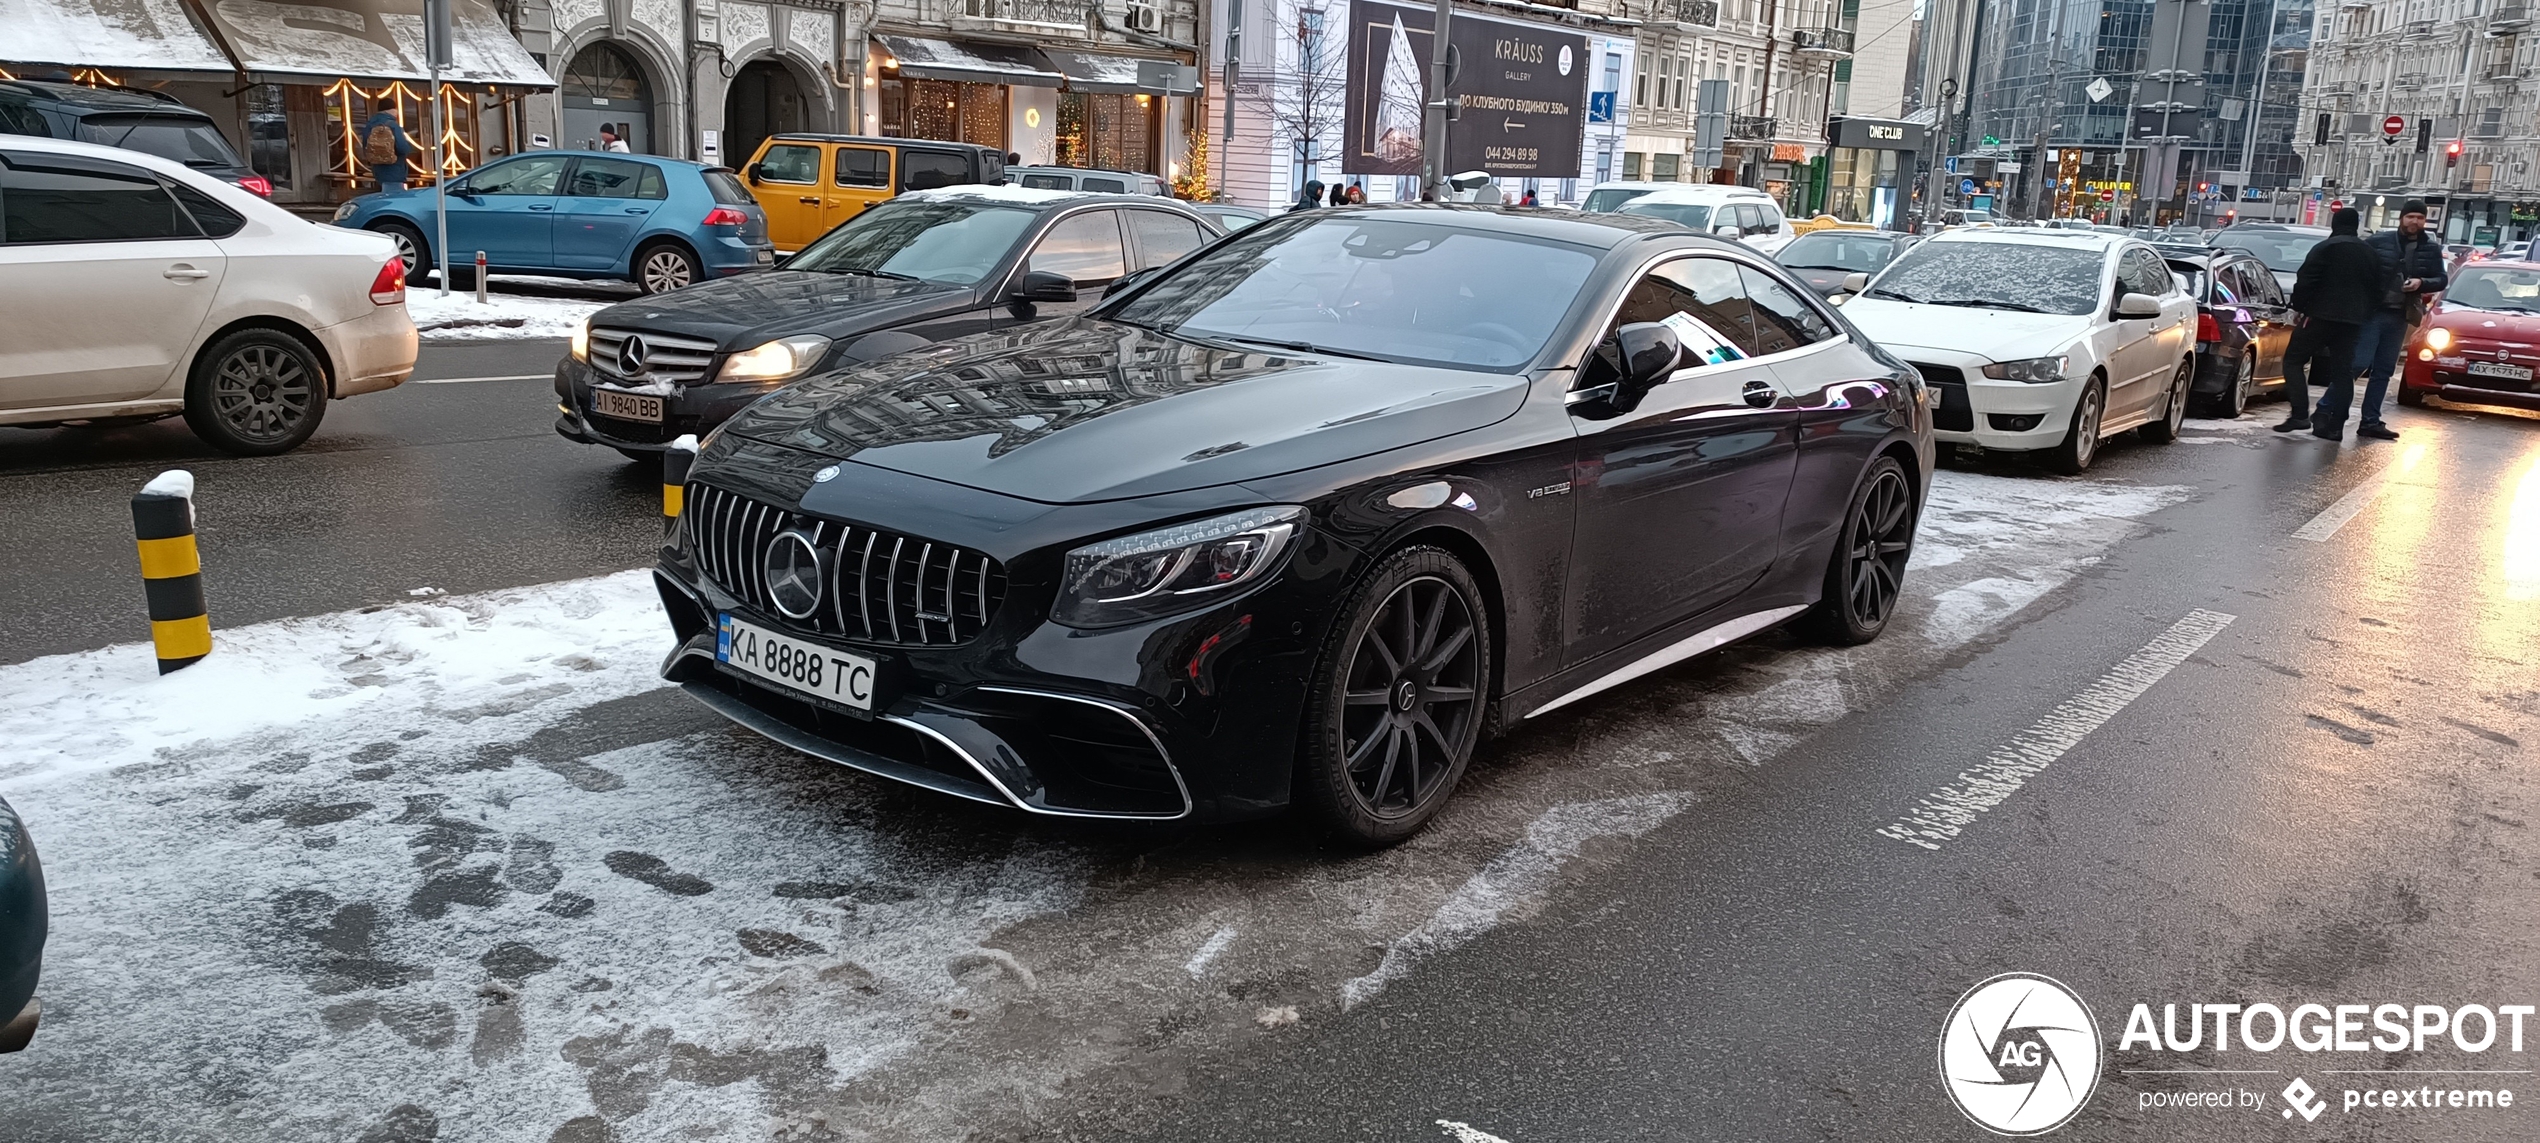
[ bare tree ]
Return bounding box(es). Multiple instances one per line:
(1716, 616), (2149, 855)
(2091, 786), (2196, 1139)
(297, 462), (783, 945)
(1239, 0), (1353, 197)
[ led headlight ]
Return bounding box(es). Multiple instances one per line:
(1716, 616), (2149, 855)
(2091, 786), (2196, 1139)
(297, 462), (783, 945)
(1981, 355), (2070, 383)
(569, 316), (591, 362)
(2424, 326), (2453, 352)
(1052, 506), (1304, 628)
(716, 334), (833, 383)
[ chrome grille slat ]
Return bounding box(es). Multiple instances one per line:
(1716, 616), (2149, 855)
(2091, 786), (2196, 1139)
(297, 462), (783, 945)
(686, 483), (1006, 645)
(588, 327), (720, 386)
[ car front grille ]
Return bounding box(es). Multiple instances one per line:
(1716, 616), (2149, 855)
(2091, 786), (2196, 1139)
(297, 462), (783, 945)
(685, 483), (1008, 645)
(1911, 362), (1975, 432)
(589, 327), (720, 386)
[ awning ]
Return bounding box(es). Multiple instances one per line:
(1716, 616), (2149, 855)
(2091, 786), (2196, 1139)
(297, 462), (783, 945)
(1040, 49), (1164, 94)
(0, 0), (232, 74)
(203, 0), (553, 87)
(876, 35), (1062, 88)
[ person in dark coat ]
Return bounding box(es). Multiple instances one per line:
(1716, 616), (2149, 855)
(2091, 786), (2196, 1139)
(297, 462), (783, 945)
(2318, 198), (2449, 439)
(358, 110), (418, 192)
(1328, 181), (1348, 207)
(1291, 180), (1324, 212)
(2273, 207), (2383, 435)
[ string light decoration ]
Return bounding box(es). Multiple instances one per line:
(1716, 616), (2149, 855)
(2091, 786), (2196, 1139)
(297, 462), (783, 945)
(69, 68), (123, 86)
(323, 78), (479, 184)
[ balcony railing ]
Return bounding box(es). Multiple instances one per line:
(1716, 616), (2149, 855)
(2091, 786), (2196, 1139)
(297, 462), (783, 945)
(1672, 0), (1719, 28)
(2472, 114), (2508, 136)
(2495, 5), (2532, 27)
(2486, 61), (2526, 81)
(1791, 28), (1855, 56)
(1729, 114), (1776, 140)
(2393, 71), (2428, 88)
(2403, 19), (2436, 36)
(961, 0), (1088, 25)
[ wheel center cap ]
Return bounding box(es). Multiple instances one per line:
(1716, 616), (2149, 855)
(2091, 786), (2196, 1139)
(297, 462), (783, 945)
(1392, 680), (1419, 711)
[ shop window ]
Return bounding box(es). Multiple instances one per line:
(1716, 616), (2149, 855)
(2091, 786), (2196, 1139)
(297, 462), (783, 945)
(245, 83), (292, 192)
(885, 79), (1008, 150)
(1058, 93), (1157, 172)
(321, 79), (482, 191)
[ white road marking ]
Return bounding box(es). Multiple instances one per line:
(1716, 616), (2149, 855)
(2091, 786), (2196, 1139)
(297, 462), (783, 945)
(1437, 1120), (1518, 1143)
(1183, 925), (1237, 978)
(412, 373), (552, 384)
(1877, 608), (2236, 850)
(1341, 794), (1692, 1010)
(2292, 440), (2432, 541)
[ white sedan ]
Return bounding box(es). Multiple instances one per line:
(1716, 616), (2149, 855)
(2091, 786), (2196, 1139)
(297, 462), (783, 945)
(0, 136), (416, 455)
(1838, 229), (2196, 473)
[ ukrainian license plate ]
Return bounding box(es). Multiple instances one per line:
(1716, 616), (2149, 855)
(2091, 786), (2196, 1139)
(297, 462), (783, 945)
(591, 388), (663, 422)
(2466, 361), (2532, 381)
(717, 614), (877, 712)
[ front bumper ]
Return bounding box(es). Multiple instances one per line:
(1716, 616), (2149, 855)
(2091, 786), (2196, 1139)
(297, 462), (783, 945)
(1900, 351), (2084, 450)
(2405, 356), (2540, 411)
(553, 356), (780, 452)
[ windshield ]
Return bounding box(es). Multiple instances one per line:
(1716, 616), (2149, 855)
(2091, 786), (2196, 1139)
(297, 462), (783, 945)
(1959, 210), (1992, 223)
(1866, 241), (2106, 315)
(2443, 265), (2540, 313)
(75, 115), (242, 170)
(1616, 201), (1714, 229)
(785, 200), (1036, 284)
(1111, 216), (1599, 371)
(2215, 230), (2322, 272)
(1777, 231), (1900, 271)
(1583, 187), (1657, 212)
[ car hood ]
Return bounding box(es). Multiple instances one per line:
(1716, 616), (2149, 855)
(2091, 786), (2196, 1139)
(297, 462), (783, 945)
(2426, 304), (2540, 340)
(1783, 266), (1856, 297)
(1838, 297), (2092, 362)
(588, 271), (972, 349)
(724, 319), (1532, 504)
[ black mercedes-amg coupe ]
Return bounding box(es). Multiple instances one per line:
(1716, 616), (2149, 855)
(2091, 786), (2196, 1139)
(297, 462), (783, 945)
(655, 205), (1933, 844)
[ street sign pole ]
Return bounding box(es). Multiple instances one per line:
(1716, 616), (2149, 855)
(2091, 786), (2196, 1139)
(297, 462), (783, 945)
(425, 0), (452, 298)
(1420, 0), (1454, 200)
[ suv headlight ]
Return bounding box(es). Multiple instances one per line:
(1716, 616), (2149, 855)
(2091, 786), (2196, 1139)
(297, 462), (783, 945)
(1052, 506), (1304, 629)
(716, 334), (833, 383)
(1981, 355), (2069, 383)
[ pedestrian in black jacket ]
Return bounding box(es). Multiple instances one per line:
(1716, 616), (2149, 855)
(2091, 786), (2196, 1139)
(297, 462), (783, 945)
(2274, 207), (2383, 434)
(2314, 198), (2449, 439)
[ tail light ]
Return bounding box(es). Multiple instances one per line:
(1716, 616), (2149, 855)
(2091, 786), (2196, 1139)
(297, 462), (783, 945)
(702, 207), (749, 227)
(2195, 312), (2220, 343)
(369, 258), (406, 306)
(237, 175), (273, 197)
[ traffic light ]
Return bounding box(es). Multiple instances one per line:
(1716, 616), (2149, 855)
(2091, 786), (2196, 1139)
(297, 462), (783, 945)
(2447, 139), (2464, 168)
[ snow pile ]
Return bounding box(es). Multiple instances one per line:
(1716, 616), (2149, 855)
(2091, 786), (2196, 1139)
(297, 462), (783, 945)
(403, 288), (607, 341)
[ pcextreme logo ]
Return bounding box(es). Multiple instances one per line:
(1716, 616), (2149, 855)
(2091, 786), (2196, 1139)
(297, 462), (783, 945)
(1939, 973), (2105, 1136)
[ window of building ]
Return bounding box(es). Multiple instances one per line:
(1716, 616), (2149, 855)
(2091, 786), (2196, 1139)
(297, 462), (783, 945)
(1623, 151), (1644, 179)
(1653, 152), (1680, 181)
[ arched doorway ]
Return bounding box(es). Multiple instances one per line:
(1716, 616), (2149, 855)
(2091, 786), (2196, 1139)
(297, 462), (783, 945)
(562, 43), (653, 153)
(725, 59), (809, 171)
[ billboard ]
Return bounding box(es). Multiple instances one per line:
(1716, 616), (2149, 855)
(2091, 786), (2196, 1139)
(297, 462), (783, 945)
(1343, 0), (1587, 179)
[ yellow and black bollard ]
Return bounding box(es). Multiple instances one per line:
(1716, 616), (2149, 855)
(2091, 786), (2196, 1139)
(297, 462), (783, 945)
(663, 434), (699, 534)
(131, 470), (209, 674)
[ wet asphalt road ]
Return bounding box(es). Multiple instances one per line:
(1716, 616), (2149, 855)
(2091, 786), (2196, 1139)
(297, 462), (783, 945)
(1, 353), (2537, 1143)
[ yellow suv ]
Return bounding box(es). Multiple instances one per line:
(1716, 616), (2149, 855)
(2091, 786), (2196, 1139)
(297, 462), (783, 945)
(739, 135), (1008, 253)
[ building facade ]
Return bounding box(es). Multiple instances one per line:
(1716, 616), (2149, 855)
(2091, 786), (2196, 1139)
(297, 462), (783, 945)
(1619, 0), (1847, 209)
(2298, 0), (2539, 242)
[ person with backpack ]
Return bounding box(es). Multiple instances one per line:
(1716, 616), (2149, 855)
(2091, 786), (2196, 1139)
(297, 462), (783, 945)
(359, 110), (417, 192)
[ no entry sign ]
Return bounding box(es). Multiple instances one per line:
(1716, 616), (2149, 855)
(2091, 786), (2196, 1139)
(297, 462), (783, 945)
(2383, 115), (2407, 138)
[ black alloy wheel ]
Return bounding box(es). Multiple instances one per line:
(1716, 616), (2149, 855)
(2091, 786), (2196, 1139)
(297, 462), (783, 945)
(1300, 547), (1491, 846)
(1804, 456), (1916, 645)
(183, 329), (327, 456)
(2139, 359), (2193, 443)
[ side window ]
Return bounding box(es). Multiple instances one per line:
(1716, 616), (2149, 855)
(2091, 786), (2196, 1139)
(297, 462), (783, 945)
(0, 98), (46, 136)
(167, 181), (245, 238)
(2204, 263), (2238, 304)
(0, 155), (198, 243)
(755, 144), (820, 184)
(635, 165), (667, 200)
(1082, 176), (1128, 193)
(901, 150), (968, 191)
(565, 156), (647, 197)
(2141, 252), (2178, 296)
(1026, 210), (1127, 283)
(2244, 262), (2284, 304)
(1125, 209), (1207, 269)
(470, 154), (569, 195)
(1021, 173), (1073, 190)
(835, 146), (890, 188)
(1758, 203), (1785, 232)
(1593, 256), (1759, 374)
(1738, 264), (1834, 355)
(1733, 203), (1765, 234)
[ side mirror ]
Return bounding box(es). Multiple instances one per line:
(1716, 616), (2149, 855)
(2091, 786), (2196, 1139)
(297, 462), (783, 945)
(1102, 266), (1162, 298)
(1713, 222), (1744, 238)
(1572, 322), (1683, 419)
(1014, 269), (1077, 303)
(2114, 291), (2162, 319)
(1840, 272), (1871, 294)
(745, 163), (764, 184)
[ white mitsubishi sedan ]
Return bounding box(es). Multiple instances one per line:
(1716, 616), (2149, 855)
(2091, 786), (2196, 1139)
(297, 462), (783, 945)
(1838, 229), (2195, 473)
(0, 137), (416, 455)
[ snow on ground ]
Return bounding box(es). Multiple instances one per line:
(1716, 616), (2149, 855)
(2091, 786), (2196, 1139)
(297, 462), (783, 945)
(0, 469), (2198, 1141)
(403, 288), (608, 341)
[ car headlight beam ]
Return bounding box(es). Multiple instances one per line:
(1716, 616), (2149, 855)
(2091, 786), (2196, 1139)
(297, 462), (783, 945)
(1980, 355), (2070, 383)
(1053, 506), (1305, 628)
(569, 316), (591, 362)
(2425, 326), (2452, 352)
(716, 334), (833, 383)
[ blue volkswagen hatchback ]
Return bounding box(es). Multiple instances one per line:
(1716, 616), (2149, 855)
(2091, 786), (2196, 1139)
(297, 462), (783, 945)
(333, 151), (772, 294)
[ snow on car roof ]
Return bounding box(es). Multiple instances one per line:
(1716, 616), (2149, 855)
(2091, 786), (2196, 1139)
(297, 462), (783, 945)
(901, 184), (1094, 206)
(1625, 184), (1774, 203)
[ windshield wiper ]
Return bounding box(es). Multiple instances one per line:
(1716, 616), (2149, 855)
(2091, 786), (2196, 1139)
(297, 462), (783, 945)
(818, 267), (917, 281)
(1921, 299), (2051, 313)
(1192, 333), (1388, 362)
(1865, 287), (1924, 303)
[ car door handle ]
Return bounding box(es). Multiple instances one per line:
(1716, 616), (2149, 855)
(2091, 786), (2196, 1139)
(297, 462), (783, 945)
(624, 207), (648, 214)
(528, 204), (552, 211)
(798, 197), (821, 204)
(164, 265), (211, 280)
(1741, 379), (1779, 408)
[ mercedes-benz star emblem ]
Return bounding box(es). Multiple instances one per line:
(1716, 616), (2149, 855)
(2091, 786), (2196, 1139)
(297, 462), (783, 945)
(812, 465), (841, 483)
(764, 530), (824, 619)
(617, 334), (649, 377)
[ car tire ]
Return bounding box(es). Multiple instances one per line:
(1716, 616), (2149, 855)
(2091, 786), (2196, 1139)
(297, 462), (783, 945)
(2045, 373), (2106, 475)
(634, 242), (700, 295)
(2205, 349), (2253, 418)
(183, 328), (328, 456)
(373, 220), (427, 280)
(1297, 546), (1492, 847)
(2138, 359), (2193, 444)
(2398, 386), (2428, 408)
(1801, 456), (1916, 646)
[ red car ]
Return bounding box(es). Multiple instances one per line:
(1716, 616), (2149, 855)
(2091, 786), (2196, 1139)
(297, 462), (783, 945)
(2402, 260), (2540, 412)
